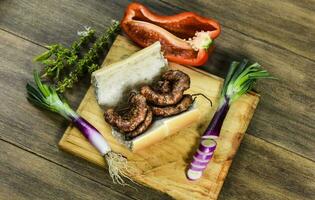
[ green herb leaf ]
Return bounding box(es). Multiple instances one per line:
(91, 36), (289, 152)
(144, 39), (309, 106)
(56, 20), (120, 92)
(36, 27), (96, 81)
(26, 71), (77, 120)
(34, 21), (120, 93)
(221, 59), (273, 104)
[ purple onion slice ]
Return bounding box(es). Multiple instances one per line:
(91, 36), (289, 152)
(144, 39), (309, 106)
(197, 148), (213, 156)
(198, 139), (217, 153)
(191, 162), (207, 169)
(187, 169), (203, 180)
(189, 165), (207, 171)
(191, 159), (209, 167)
(193, 155), (210, 163)
(193, 152), (213, 160)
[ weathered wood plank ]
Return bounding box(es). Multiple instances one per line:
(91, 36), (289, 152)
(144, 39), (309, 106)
(0, 140), (130, 200)
(0, 0), (314, 159)
(215, 27), (315, 160)
(2, 0), (314, 60)
(1, 0), (314, 60)
(0, 0), (120, 46)
(220, 134), (315, 200)
(0, 30), (172, 200)
(0, 22), (314, 200)
(0, 1), (314, 199)
(118, 1), (315, 160)
(158, 0), (315, 61)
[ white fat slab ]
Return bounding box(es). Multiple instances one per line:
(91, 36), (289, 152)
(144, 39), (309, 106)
(91, 42), (167, 107)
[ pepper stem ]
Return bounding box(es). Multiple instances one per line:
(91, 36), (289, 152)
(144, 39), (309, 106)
(188, 31), (213, 51)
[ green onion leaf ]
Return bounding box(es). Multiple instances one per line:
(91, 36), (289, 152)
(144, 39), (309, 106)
(34, 50), (52, 62)
(221, 61), (239, 98)
(221, 59), (273, 104)
(26, 70), (77, 120)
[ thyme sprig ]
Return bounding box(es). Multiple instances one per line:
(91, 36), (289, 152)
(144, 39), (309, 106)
(56, 21), (120, 92)
(35, 26), (96, 80)
(34, 21), (120, 93)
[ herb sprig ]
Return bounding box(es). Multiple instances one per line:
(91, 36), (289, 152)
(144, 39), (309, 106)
(57, 21), (120, 92)
(35, 20), (120, 93)
(35, 26), (96, 80)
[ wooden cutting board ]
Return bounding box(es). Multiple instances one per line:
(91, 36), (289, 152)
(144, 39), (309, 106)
(59, 35), (259, 200)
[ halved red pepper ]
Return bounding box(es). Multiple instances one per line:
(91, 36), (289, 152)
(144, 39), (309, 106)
(121, 3), (221, 66)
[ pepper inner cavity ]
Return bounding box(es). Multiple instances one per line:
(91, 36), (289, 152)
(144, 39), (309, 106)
(131, 11), (217, 39)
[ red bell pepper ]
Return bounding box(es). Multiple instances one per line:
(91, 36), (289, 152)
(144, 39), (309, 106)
(121, 3), (221, 66)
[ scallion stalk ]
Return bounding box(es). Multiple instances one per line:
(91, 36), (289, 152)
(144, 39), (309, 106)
(26, 71), (132, 185)
(187, 59), (273, 180)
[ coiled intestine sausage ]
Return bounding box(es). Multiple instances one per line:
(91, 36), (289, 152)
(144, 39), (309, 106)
(104, 94), (148, 132)
(125, 108), (153, 140)
(155, 80), (171, 93)
(152, 94), (193, 117)
(140, 70), (190, 106)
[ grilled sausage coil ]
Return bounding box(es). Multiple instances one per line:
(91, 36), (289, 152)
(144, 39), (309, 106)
(104, 94), (148, 132)
(152, 94), (193, 117)
(155, 80), (171, 93)
(140, 70), (190, 106)
(104, 70), (194, 139)
(125, 108), (153, 139)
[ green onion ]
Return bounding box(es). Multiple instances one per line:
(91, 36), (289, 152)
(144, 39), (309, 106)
(187, 59), (273, 180)
(26, 71), (132, 185)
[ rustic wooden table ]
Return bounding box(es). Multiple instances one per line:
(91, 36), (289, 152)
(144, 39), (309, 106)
(0, 1), (314, 199)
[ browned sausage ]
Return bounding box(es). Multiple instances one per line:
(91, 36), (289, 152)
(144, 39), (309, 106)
(155, 80), (171, 93)
(152, 94), (193, 117)
(125, 107), (153, 140)
(104, 94), (148, 132)
(140, 70), (190, 106)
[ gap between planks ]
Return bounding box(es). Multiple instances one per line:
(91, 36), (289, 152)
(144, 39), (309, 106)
(1, 0), (313, 64)
(0, 29), (313, 164)
(0, 27), (48, 50)
(158, 0), (315, 63)
(0, 137), (140, 200)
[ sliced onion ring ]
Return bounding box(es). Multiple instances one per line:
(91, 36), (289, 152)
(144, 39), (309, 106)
(193, 152), (213, 160)
(187, 169), (202, 180)
(193, 155), (210, 163)
(191, 162), (207, 169)
(189, 165), (207, 171)
(199, 139), (217, 153)
(197, 149), (213, 156)
(191, 159), (209, 166)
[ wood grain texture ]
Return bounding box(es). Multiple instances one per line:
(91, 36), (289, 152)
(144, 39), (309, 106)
(0, 0), (314, 200)
(158, 0), (315, 61)
(0, 140), (130, 200)
(0, 30), (172, 200)
(59, 35), (260, 200)
(0, 0), (119, 46)
(0, 29), (314, 200)
(128, 0), (315, 160)
(219, 134), (315, 200)
(0, 0), (314, 160)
